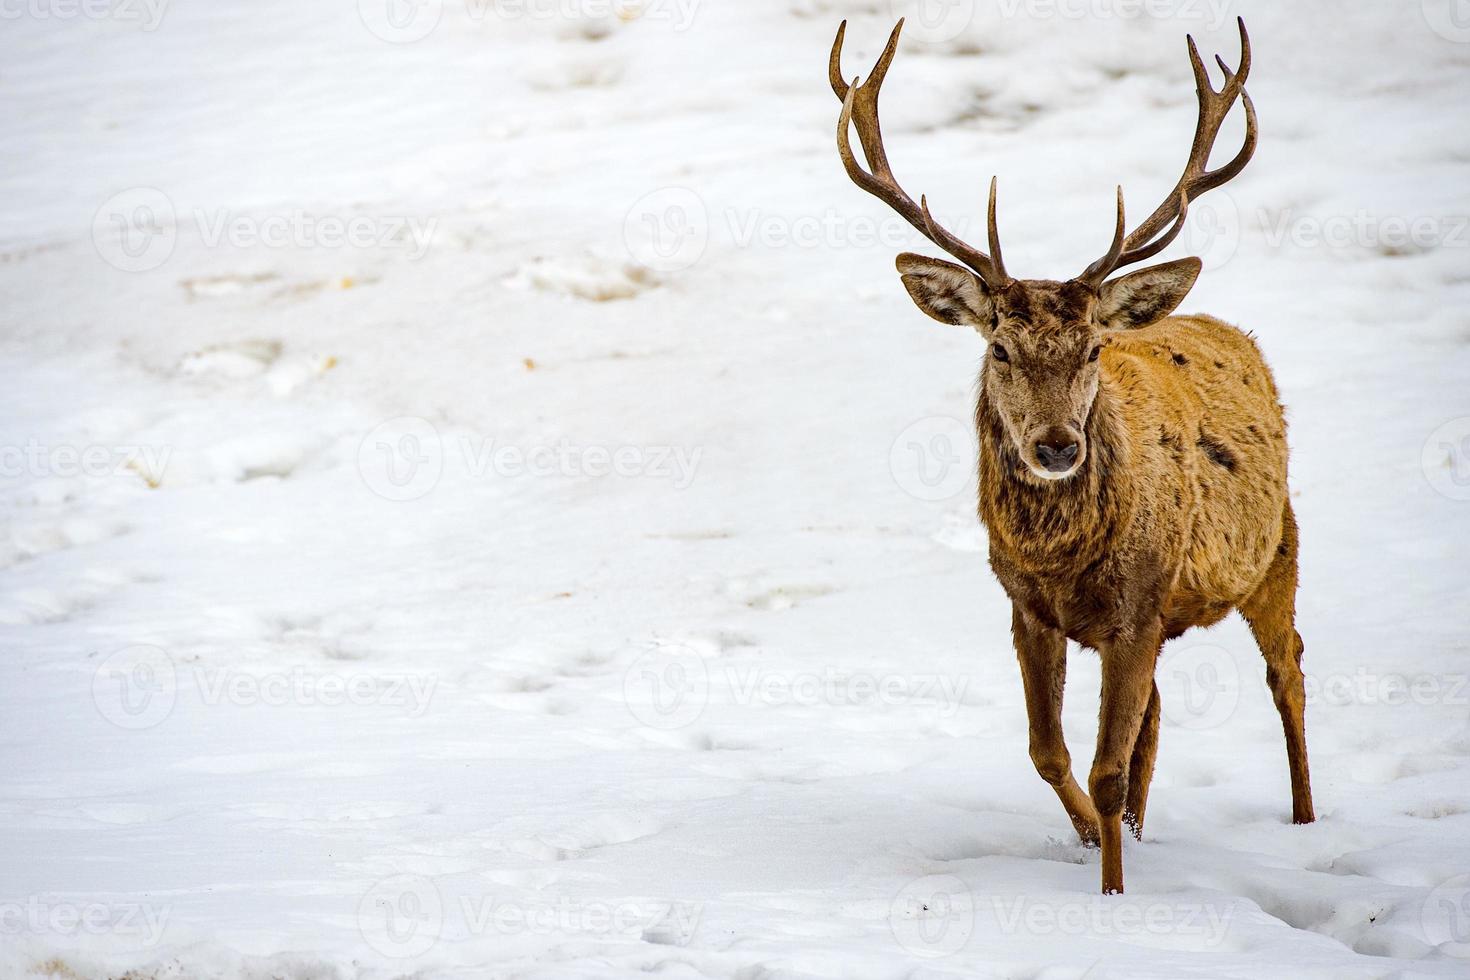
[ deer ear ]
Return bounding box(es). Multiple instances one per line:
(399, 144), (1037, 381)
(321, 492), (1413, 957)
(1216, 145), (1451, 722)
(1096, 257), (1202, 330)
(896, 253), (996, 334)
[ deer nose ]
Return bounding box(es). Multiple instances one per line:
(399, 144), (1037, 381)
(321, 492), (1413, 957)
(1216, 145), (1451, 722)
(1035, 435), (1080, 473)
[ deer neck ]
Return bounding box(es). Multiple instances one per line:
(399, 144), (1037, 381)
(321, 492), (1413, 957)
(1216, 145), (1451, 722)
(975, 379), (1130, 570)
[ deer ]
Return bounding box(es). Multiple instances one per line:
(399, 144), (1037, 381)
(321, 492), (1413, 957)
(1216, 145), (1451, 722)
(830, 17), (1314, 894)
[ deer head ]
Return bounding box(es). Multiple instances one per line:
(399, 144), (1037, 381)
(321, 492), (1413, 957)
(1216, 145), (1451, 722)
(831, 18), (1257, 481)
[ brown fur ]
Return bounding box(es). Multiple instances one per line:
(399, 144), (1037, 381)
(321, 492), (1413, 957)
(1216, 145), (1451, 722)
(833, 14), (1302, 895)
(897, 261), (1316, 893)
(982, 313), (1288, 647)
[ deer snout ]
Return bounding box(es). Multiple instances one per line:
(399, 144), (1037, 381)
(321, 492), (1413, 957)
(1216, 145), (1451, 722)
(1034, 430), (1081, 474)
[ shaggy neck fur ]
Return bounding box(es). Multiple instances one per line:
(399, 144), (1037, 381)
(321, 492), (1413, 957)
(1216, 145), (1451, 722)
(975, 374), (1134, 578)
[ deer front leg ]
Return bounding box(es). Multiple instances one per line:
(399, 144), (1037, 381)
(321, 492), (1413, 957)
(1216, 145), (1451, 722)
(1090, 627), (1162, 894)
(1013, 606), (1100, 847)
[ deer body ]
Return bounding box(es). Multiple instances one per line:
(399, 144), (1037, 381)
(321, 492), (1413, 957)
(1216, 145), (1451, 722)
(831, 18), (1315, 892)
(981, 313), (1288, 650)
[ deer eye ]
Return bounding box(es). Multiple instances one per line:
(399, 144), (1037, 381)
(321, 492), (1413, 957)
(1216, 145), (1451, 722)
(1088, 345), (1102, 362)
(991, 343), (1010, 363)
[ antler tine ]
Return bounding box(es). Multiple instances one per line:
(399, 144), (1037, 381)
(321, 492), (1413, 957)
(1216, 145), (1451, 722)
(1078, 17), (1256, 286)
(829, 20), (850, 100)
(1078, 186), (1126, 288)
(831, 19), (1010, 287)
(987, 176), (1007, 282)
(1118, 188), (1190, 266)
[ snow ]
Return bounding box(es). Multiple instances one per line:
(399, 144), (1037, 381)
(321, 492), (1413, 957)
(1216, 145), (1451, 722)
(2, 0), (1469, 976)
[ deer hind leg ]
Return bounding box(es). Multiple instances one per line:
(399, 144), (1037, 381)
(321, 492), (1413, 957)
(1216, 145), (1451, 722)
(1239, 500), (1315, 825)
(1012, 606), (1100, 847)
(1123, 681), (1161, 840)
(1090, 628), (1162, 894)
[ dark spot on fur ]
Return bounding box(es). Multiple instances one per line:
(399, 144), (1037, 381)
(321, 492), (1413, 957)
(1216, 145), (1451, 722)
(1242, 374), (1253, 387)
(1171, 352), (1189, 366)
(1160, 429), (1184, 460)
(1214, 360), (1225, 369)
(1198, 433), (1237, 471)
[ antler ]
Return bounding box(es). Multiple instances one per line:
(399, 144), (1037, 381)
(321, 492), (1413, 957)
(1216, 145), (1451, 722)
(1078, 17), (1257, 288)
(831, 19), (1010, 289)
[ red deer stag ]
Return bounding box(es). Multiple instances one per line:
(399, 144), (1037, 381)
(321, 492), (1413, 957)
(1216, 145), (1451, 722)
(830, 18), (1314, 894)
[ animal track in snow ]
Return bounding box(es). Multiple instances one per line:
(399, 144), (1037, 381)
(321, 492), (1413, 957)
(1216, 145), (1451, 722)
(498, 813), (670, 863)
(504, 254), (662, 302)
(1, 517), (131, 569)
(1403, 800), (1466, 819)
(179, 272), (280, 300)
(526, 55), (627, 91)
(743, 584), (836, 611)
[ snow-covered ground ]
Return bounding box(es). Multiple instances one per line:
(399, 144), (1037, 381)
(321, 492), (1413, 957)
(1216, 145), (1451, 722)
(2, 0), (1469, 976)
